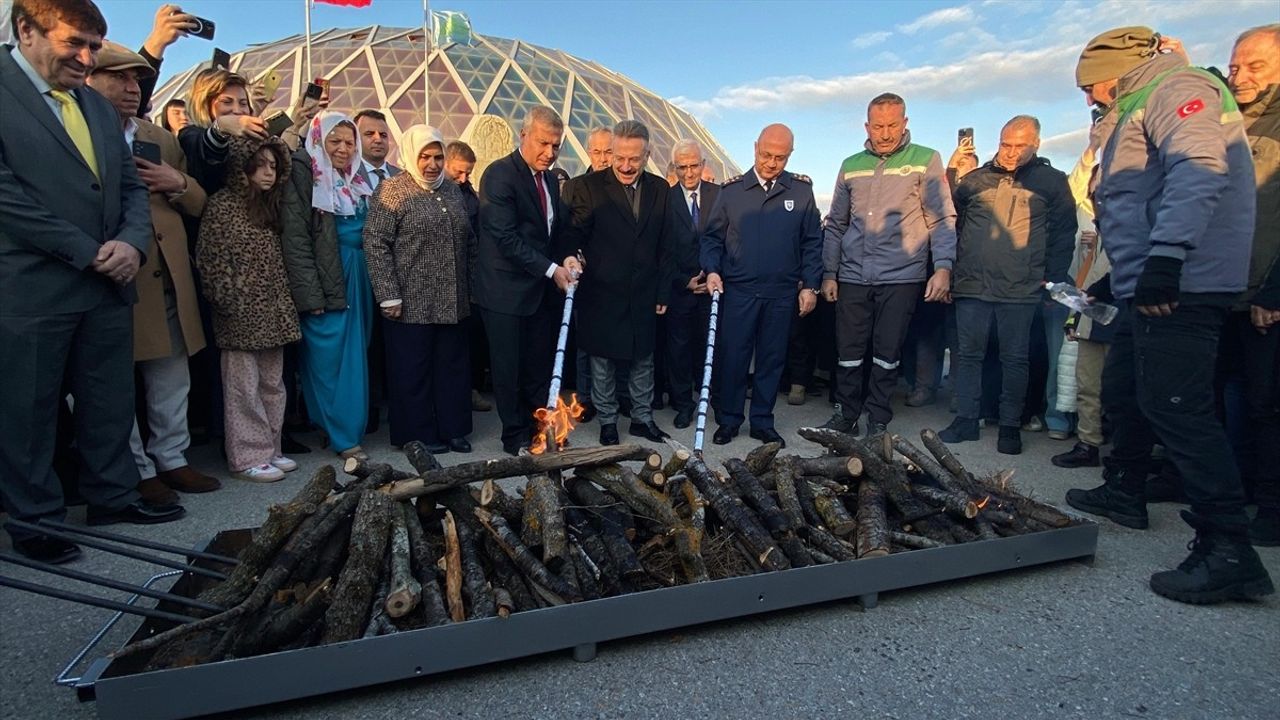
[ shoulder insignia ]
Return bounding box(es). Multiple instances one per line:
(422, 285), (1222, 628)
(723, 174), (744, 186)
(791, 173), (812, 184)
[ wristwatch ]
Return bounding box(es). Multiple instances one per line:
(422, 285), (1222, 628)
(803, 288), (819, 296)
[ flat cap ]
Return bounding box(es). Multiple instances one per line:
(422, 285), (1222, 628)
(94, 40), (157, 79)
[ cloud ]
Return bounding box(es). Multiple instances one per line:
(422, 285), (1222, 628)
(850, 30), (892, 49)
(898, 6), (975, 35)
(1038, 127), (1090, 157)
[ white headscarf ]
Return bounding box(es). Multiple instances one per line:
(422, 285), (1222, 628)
(305, 110), (373, 216)
(398, 124), (447, 192)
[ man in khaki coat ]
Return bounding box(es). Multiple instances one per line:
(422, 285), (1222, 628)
(86, 41), (218, 500)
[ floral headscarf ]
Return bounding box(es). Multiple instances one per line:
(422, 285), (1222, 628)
(305, 110), (373, 216)
(398, 124), (447, 192)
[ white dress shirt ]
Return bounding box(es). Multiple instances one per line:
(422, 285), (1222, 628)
(362, 159), (393, 191)
(12, 45), (66, 123)
(532, 168), (559, 278)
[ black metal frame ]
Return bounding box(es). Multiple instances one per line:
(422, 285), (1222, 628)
(69, 520), (1098, 720)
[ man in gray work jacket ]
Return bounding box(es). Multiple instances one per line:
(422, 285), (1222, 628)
(1063, 26), (1273, 605)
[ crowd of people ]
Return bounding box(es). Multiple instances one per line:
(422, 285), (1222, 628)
(0, 0), (1275, 606)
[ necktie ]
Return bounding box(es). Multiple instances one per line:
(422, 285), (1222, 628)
(625, 183), (639, 220)
(762, 180), (773, 194)
(690, 190), (700, 228)
(534, 171), (548, 220)
(49, 89), (99, 180)
(372, 168), (386, 185)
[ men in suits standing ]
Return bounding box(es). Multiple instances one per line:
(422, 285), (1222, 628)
(703, 124), (823, 448)
(561, 120), (675, 445)
(0, 0), (185, 565)
(666, 140), (720, 429)
(84, 41), (220, 502)
(355, 109), (399, 191)
(475, 105), (575, 455)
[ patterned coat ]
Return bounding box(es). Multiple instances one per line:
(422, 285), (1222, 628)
(195, 138), (302, 350)
(363, 173), (475, 325)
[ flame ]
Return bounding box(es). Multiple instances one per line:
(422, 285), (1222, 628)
(976, 496), (991, 510)
(530, 393), (585, 455)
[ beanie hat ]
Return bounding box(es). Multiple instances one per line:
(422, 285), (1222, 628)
(1075, 26), (1159, 87)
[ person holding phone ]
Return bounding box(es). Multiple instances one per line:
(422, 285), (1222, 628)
(86, 41), (223, 499)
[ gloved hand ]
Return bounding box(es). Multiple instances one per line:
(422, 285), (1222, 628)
(1134, 256), (1183, 313)
(1085, 274), (1113, 303)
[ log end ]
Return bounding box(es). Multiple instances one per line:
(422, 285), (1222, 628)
(859, 548), (890, 559)
(846, 457), (863, 477)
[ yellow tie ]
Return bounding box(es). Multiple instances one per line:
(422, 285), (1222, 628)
(49, 89), (99, 180)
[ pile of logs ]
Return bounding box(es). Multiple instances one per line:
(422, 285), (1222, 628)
(115, 428), (1074, 669)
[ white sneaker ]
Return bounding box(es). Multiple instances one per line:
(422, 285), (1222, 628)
(270, 455), (299, 472)
(234, 463), (285, 483)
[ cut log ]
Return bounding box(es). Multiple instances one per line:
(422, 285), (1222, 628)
(363, 557), (393, 639)
(723, 458), (791, 534)
(343, 457), (414, 482)
(520, 479), (544, 548)
(569, 542), (602, 600)
(662, 448), (690, 478)
(743, 441), (782, 476)
(565, 480), (645, 581)
(434, 489), (498, 620)
(637, 452), (664, 489)
(795, 479), (828, 529)
(475, 479), (523, 525)
(770, 456), (807, 531)
(855, 479), (890, 558)
(387, 445), (654, 500)
(322, 490), (394, 644)
(401, 503), (449, 627)
(889, 531), (945, 550)
(891, 435), (966, 494)
(812, 486), (857, 537)
(440, 511), (466, 622)
(975, 520), (1000, 541)
(913, 484), (979, 520)
(919, 429), (980, 489)
(525, 474), (569, 571)
(562, 500), (622, 596)
(794, 455), (863, 480)
(474, 508), (583, 603)
(805, 526), (857, 562)
(402, 440), (444, 474)
(482, 533), (538, 612)
(493, 587), (514, 618)
(384, 508), (421, 618)
(197, 466), (336, 611)
(675, 441), (788, 573)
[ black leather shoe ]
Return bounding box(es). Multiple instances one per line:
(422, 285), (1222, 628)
(749, 427), (786, 448)
(629, 421), (670, 442)
(424, 442), (450, 454)
(578, 401), (597, 423)
(13, 535), (81, 565)
(600, 423), (619, 446)
(502, 440), (527, 456)
(1052, 442), (1100, 469)
(448, 437), (472, 453)
(86, 500), (186, 527)
(712, 425), (738, 445)
(673, 409), (693, 429)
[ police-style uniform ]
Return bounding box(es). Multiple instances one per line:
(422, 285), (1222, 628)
(700, 169), (822, 433)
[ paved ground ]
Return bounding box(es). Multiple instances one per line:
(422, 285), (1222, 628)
(2, 390), (1277, 720)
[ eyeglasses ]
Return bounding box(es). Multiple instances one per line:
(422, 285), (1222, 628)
(675, 163), (703, 172)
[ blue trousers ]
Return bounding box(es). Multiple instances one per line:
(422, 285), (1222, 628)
(953, 299), (1037, 427)
(716, 292), (794, 431)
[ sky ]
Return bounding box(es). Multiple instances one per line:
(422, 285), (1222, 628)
(52, 0), (1280, 210)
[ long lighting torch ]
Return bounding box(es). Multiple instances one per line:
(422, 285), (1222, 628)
(692, 289), (722, 456)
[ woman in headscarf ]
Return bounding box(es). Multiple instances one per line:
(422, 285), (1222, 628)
(281, 111), (375, 461)
(363, 125), (476, 453)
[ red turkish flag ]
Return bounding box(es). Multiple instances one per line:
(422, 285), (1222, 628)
(1177, 99), (1205, 119)
(315, 0), (373, 7)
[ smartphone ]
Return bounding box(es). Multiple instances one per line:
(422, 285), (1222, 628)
(304, 82), (324, 101)
(189, 15), (216, 41)
(958, 127), (974, 144)
(211, 47), (231, 71)
(261, 70), (283, 99)
(131, 139), (162, 165)
(264, 110), (293, 137)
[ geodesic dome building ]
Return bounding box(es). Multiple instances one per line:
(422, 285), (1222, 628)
(150, 23), (739, 180)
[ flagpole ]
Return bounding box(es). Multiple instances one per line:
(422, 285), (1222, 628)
(304, 0), (313, 81)
(422, 0), (430, 125)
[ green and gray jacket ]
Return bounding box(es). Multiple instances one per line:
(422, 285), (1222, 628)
(1095, 53), (1255, 299)
(1240, 83), (1280, 310)
(823, 131), (957, 285)
(281, 148), (347, 313)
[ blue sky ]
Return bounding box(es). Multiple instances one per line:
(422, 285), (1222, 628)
(72, 0), (1280, 209)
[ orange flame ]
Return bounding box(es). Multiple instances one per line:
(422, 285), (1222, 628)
(530, 393), (586, 455)
(976, 496), (991, 510)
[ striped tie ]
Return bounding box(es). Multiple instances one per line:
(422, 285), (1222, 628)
(49, 89), (99, 181)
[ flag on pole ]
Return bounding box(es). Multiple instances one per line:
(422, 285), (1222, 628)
(431, 10), (473, 47)
(315, 0), (373, 6)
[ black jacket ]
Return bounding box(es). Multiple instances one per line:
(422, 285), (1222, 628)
(668, 181), (721, 281)
(952, 156), (1076, 303)
(558, 169), (676, 360)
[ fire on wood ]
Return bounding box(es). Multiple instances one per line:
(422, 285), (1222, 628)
(109, 428), (1076, 669)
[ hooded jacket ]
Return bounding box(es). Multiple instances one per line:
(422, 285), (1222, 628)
(823, 130), (957, 285)
(951, 155), (1077, 303)
(1095, 53), (1255, 299)
(1240, 82), (1280, 310)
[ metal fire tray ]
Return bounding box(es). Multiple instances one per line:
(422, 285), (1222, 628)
(72, 519), (1097, 720)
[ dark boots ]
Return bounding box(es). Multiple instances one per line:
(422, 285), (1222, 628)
(939, 416), (979, 443)
(997, 425), (1022, 455)
(1250, 508), (1280, 547)
(1145, 461), (1189, 504)
(1052, 442), (1100, 469)
(1065, 462), (1149, 529)
(1150, 510), (1275, 604)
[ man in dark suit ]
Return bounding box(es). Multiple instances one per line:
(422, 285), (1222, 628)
(475, 105), (576, 455)
(0, 0), (185, 565)
(666, 140), (720, 429)
(560, 120), (675, 445)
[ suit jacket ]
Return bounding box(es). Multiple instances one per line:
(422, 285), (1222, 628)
(474, 150), (564, 316)
(558, 169), (675, 360)
(357, 161), (401, 196)
(132, 119), (208, 361)
(0, 46), (151, 314)
(668, 181), (721, 281)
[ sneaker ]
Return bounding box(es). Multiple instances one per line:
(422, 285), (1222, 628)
(270, 456), (299, 472)
(1022, 416), (1045, 432)
(819, 404), (858, 434)
(1047, 429), (1072, 441)
(997, 425), (1022, 455)
(234, 463), (286, 483)
(938, 416), (979, 443)
(787, 384), (807, 406)
(1150, 511), (1275, 604)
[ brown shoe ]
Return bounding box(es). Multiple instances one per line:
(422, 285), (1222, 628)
(159, 465), (222, 493)
(137, 476), (179, 505)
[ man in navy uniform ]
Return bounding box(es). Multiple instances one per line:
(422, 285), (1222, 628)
(703, 124), (822, 448)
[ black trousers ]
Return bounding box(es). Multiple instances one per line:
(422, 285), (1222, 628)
(482, 294), (559, 447)
(953, 299), (1037, 426)
(1220, 310), (1280, 509)
(665, 286), (711, 414)
(0, 302), (140, 535)
(833, 283), (922, 425)
(1104, 299), (1249, 532)
(383, 320), (473, 447)
(785, 298), (836, 389)
(717, 292), (794, 431)
(469, 305), (490, 393)
(904, 295), (946, 392)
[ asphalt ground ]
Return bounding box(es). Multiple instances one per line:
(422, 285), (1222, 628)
(2, 387), (1277, 720)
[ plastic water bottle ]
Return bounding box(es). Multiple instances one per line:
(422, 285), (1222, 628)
(1045, 282), (1118, 325)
